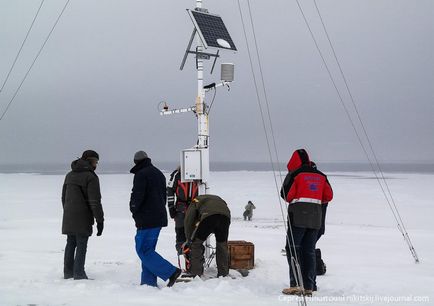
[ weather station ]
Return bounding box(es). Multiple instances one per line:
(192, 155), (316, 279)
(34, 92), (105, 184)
(159, 2), (236, 193)
(158, 1), (237, 262)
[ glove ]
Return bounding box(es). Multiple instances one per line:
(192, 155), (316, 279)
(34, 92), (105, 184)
(96, 222), (104, 236)
(181, 241), (191, 254)
(169, 206), (176, 219)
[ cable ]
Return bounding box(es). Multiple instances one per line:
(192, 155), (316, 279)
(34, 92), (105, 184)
(312, 0), (418, 262)
(245, 2), (309, 302)
(237, 1), (307, 303)
(292, 0), (419, 262)
(0, 0), (70, 122)
(0, 0), (45, 94)
(246, 0), (284, 187)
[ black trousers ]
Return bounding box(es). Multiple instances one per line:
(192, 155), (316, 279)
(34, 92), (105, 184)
(175, 227), (186, 255)
(190, 214), (230, 277)
(195, 214), (230, 242)
(174, 203), (187, 254)
(285, 226), (318, 290)
(64, 234), (89, 279)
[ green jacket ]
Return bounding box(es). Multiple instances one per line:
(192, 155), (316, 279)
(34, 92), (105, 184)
(184, 194), (231, 240)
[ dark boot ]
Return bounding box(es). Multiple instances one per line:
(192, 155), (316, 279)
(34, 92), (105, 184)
(167, 268), (182, 287)
(73, 236), (89, 280)
(189, 239), (205, 276)
(216, 241), (229, 277)
(64, 235), (76, 279)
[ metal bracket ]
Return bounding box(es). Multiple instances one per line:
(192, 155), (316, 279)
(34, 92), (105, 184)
(180, 29), (220, 71)
(210, 50), (220, 74)
(180, 29), (197, 71)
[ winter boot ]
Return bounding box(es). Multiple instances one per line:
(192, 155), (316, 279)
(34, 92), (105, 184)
(282, 287), (303, 295)
(64, 272), (73, 280)
(73, 272), (88, 280)
(304, 289), (313, 297)
(167, 268), (182, 287)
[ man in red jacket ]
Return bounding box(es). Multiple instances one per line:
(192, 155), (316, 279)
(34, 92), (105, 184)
(280, 149), (333, 296)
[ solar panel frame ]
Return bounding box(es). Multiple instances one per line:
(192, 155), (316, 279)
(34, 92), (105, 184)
(187, 9), (237, 51)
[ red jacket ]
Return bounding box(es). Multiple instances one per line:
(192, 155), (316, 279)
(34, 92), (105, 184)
(286, 172), (333, 204)
(281, 149), (333, 229)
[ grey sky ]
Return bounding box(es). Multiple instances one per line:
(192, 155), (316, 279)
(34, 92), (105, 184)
(0, 0), (433, 166)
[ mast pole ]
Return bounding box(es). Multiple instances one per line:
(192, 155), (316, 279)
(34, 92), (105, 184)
(195, 0), (209, 195)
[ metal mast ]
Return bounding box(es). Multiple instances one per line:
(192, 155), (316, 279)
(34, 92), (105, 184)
(195, 0), (209, 196)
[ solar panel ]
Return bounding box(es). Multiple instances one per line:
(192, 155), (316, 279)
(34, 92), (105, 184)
(188, 10), (237, 51)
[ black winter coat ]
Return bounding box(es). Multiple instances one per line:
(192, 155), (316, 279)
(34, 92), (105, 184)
(129, 158), (168, 229)
(62, 159), (104, 236)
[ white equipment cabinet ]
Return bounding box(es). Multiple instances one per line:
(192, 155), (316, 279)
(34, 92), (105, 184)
(181, 148), (209, 182)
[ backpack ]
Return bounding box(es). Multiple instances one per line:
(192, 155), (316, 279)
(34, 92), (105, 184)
(176, 180), (199, 206)
(316, 248), (327, 275)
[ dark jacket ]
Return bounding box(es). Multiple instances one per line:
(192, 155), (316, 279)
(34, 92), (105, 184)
(166, 168), (199, 219)
(62, 159), (104, 236)
(280, 150), (333, 230)
(129, 158), (168, 229)
(184, 194), (231, 240)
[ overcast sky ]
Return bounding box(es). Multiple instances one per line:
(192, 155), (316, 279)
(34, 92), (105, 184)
(0, 0), (433, 166)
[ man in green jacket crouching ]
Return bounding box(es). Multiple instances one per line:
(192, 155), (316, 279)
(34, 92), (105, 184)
(183, 194), (231, 278)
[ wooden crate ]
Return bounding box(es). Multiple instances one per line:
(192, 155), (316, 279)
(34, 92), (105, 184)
(228, 240), (255, 270)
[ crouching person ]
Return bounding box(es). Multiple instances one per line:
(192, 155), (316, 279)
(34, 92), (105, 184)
(183, 194), (231, 277)
(129, 151), (181, 287)
(61, 150), (104, 280)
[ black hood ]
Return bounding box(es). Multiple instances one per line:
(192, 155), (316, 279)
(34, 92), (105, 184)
(71, 159), (94, 172)
(130, 158), (152, 174)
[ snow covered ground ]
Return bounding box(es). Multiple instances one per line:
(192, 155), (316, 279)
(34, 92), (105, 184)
(0, 171), (433, 306)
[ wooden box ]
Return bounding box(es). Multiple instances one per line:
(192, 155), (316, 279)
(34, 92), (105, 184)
(228, 240), (255, 270)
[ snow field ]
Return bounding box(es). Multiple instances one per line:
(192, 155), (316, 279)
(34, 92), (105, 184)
(0, 171), (433, 305)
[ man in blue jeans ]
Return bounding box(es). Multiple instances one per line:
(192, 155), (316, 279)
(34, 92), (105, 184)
(129, 151), (182, 287)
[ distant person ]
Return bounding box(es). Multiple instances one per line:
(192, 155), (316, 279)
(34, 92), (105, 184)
(183, 194), (231, 278)
(166, 166), (199, 256)
(129, 151), (181, 287)
(243, 200), (256, 221)
(280, 149), (333, 297)
(61, 150), (104, 280)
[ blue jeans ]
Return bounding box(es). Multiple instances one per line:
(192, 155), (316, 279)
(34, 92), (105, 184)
(135, 227), (176, 287)
(285, 225), (318, 290)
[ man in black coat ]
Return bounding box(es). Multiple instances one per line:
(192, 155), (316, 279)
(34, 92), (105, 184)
(62, 150), (104, 280)
(129, 151), (181, 287)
